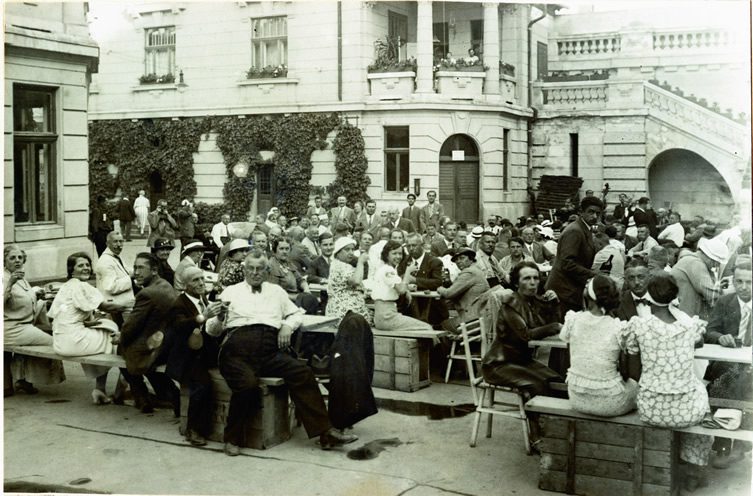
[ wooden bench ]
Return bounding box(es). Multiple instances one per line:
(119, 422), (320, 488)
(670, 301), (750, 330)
(526, 395), (753, 496)
(4, 345), (290, 450)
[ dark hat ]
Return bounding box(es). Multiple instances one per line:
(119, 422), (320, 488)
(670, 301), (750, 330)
(181, 239), (205, 256)
(638, 196), (650, 204)
(152, 238), (175, 252)
(451, 247), (476, 262)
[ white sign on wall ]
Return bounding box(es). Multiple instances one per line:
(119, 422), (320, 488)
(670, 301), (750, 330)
(452, 150), (465, 161)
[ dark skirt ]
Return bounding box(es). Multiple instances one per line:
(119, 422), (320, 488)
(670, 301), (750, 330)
(481, 360), (561, 397)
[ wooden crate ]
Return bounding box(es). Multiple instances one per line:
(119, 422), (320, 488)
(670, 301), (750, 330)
(372, 336), (430, 392)
(537, 415), (675, 496)
(180, 369), (291, 450)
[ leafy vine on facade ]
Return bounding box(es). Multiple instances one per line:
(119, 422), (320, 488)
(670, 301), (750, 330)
(327, 122), (371, 207)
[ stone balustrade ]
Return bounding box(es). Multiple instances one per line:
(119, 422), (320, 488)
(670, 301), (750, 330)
(557, 36), (621, 56)
(536, 80), (609, 109)
(652, 29), (732, 50)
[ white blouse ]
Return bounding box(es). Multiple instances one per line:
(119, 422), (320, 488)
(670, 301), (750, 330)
(370, 264), (402, 302)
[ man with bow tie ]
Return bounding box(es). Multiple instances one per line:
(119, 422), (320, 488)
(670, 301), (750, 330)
(614, 258), (652, 321)
(94, 231), (135, 327)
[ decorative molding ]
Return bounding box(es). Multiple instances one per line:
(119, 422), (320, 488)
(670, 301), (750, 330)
(131, 83), (179, 93)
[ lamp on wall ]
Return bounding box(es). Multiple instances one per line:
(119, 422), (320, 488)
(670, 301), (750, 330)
(233, 159), (249, 178)
(413, 178), (421, 197)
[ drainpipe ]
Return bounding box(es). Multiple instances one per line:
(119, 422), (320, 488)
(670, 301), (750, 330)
(337, 0), (343, 101)
(526, 5), (547, 212)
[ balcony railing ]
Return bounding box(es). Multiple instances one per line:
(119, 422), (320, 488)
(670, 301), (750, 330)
(557, 36), (621, 56)
(652, 29), (732, 51)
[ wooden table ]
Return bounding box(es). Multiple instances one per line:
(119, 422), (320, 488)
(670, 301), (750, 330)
(409, 290), (440, 299)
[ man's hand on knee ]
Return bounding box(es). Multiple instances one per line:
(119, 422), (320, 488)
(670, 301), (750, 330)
(278, 325), (294, 349)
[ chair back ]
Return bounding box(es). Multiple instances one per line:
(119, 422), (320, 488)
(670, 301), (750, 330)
(457, 318), (485, 392)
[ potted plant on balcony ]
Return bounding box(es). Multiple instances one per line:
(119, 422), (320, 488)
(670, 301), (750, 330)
(139, 73), (175, 85)
(367, 36), (416, 99)
(246, 65), (288, 79)
(434, 57), (487, 98)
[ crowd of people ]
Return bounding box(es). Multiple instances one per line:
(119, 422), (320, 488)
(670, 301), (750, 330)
(5, 188), (752, 482)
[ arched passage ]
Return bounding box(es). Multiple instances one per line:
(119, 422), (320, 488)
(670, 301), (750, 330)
(439, 134), (480, 224)
(648, 149), (734, 220)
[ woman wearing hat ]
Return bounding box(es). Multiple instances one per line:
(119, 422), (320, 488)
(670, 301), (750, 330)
(175, 239), (206, 292)
(151, 238), (176, 285)
(620, 274), (714, 491)
(49, 252), (125, 404)
(217, 239), (249, 291)
(372, 241), (432, 333)
(326, 237), (372, 325)
(671, 237), (727, 320)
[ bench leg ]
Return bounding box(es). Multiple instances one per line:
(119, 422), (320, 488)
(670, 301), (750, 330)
(516, 392), (532, 455)
(470, 388), (486, 447)
(444, 341), (456, 383)
(485, 388), (494, 439)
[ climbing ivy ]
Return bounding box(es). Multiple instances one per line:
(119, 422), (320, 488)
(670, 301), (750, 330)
(88, 118), (210, 211)
(327, 122), (371, 207)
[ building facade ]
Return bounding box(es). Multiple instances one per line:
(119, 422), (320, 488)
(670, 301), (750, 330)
(4, 2), (99, 281)
(86, 1), (750, 229)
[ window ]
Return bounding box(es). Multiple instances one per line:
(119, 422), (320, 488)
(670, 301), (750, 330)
(13, 85), (57, 224)
(145, 26), (176, 76)
(388, 11), (408, 60)
(433, 22), (449, 59)
(470, 19), (484, 55)
(570, 133), (579, 177)
(537, 41), (548, 80)
(251, 16), (287, 68)
(503, 129), (510, 191)
(384, 127), (410, 192)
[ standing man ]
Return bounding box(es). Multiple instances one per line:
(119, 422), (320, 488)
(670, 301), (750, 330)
(422, 190), (444, 230)
(94, 232), (135, 327)
(545, 196), (603, 314)
(117, 195), (137, 242)
(402, 194), (425, 234)
(384, 208), (415, 234)
(329, 196), (356, 229)
(612, 193), (632, 227)
(177, 200), (198, 250)
(305, 195), (327, 219)
(147, 199), (178, 248)
(90, 195), (113, 256)
(632, 197), (658, 238)
(120, 253), (180, 414)
(211, 214), (232, 249)
(671, 237), (728, 319)
(207, 250), (358, 455)
(357, 199), (381, 238)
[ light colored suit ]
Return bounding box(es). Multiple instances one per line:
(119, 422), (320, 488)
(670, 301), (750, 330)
(94, 248), (135, 316)
(422, 201), (445, 229)
(330, 206), (356, 227)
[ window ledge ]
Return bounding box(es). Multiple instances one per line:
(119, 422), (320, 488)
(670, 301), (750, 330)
(132, 83), (186, 93)
(237, 78), (299, 87)
(14, 224), (65, 243)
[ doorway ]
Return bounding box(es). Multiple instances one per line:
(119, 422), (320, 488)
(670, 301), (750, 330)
(438, 134), (480, 224)
(148, 170), (164, 206)
(256, 164), (276, 215)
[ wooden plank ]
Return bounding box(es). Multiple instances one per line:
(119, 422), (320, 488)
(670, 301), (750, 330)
(540, 437), (569, 456)
(538, 469), (567, 492)
(643, 466), (671, 486)
(575, 457), (633, 481)
(575, 474), (633, 495)
(540, 452), (568, 472)
(373, 336), (418, 357)
(575, 441), (635, 463)
(566, 420), (576, 494)
(576, 419), (638, 447)
(633, 422), (644, 495)
(541, 415), (570, 439)
(641, 482), (672, 496)
(642, 449), (671, 469)
(371, 328), (447, 340)
(527, 396), (645, 427)
(644, 428), (672, 450)
(676, 423), (753, 442)
(374, 355), (417, 374)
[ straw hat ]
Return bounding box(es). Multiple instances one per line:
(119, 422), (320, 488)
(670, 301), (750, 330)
(698, 238), (728, 263)
(333, 236), (356, 256)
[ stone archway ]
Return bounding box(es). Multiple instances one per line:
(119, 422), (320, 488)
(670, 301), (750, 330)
(648, 148), (734, 220)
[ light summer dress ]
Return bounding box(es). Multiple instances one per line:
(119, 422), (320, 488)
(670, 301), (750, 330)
(325, 259), (373, 326)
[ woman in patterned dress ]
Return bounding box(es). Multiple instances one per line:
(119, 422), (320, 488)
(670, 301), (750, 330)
(560, 275), (638, 417)
(325, 237), (372, 325)
(621, 273), (713, 491)
(216, 239), (249, 291)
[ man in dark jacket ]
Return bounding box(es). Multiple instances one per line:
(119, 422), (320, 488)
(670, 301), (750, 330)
(398, 232), (448, 327)
(90, 195), (113, 256)
(614, 258), (651, 321)
(401, 194), (425, 234)
(117, 195), (137, 241)
(120, 252), (180, 414)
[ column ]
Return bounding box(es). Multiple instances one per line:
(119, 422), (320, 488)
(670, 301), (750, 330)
(415, 0), (434, 94)
(483, 2), (500, 96)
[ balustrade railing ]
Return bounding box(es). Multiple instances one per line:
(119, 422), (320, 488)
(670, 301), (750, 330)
(540, 81), (608, 107)
(652, 30), (731, 50)
(557, 36), (621, 56)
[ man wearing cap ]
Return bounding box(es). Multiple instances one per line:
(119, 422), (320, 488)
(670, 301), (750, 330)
(94, 231), (135, 327)
(175, 239), (206, 292)
(671, 237), (728, 319)
(421, 190), (444, 230)
(467, 225), (485, 249)
(151, 238), (176, 285)
(398, 232), (448, 326)
(166, 266), (224, 447)
(211, 214), (232, 249)
(437, 247), (490, 329)
(206, 249), (358, 455)
(401, 194), (425, 234)
(632, 197), (658, 238)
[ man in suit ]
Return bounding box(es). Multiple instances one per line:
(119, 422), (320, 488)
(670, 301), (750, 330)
(120, 252), (180, 414)
(614, 258), (652, 321)
(431, 222), (456, 257)
(306, 232), (334, 310)
(384, 208), (415, 233)
(401, 194), (425, 234)
(166, 267), (223, 446)
(422, 190), (444, 230)
(632, 196), (658, 238)
(475, 231), (506, 288)
(356, 199), (382, 238)
(545, 196), (602, 315)
(94, 231), (135, 327)
(612, 193), (632, 227)
(174, 239), (205, 292)
(305, 195), (327, 219)
(117, 195), (137, 242)
(671, 237), (727, 319)
(398, 232), (448, 327)
(520, 227), (554, 264)
(437, 247), (490, 329)
(301, 225), (321, 258)
(287, 226), (312, 275)
(329, 196), (356, 229)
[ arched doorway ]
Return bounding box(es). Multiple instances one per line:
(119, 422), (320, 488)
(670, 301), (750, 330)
(439, 134), (480, 224)
(648, 149), (734, 220)
(256, 163), (276, 215)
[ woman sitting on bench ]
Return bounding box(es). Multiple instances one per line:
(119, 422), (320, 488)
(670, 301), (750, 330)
(559, 275), (638, 417)
(621, 273), (713, 491)
(49, 252), (126, 404)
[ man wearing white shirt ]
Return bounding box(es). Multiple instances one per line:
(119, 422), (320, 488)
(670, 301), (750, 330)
(657, 212), (685, 248)
(211, 214), (231, 249)
(94, 232), (135, 326)
(207, 250), (357, 456)
(615, 259), (652, 320)
(627, 224), (659, 260)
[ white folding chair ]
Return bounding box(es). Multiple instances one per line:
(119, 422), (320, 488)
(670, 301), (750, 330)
(459, 318), (532, 454)
(445, 319), (483, 402)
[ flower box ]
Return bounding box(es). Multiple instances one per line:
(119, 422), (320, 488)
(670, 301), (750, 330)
(367, 71), (415, 100)
(436, 71), (485, 99)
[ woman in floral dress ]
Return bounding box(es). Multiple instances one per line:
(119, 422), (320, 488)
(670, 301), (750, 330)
(560, 274), (637, 417)
(217, 239), (249, 291)
(621, 273), (713, 490)
(325, 237), (372, 325)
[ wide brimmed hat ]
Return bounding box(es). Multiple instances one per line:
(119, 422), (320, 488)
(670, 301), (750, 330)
(226, 238), (250, 255)
(539, 227), (555, 239)
(181, 240), (205, 257)
(470, 226), (484, 239)
(698, 238), (728, 263)
(333, 236), (356, 256)
(451, 247), (476, 262)
(152, 238), (175, 252)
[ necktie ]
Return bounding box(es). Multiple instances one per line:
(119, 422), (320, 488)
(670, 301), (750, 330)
(634, 298), (650, 306)
(368, 215), (373, 226)
(113, 254), (127, 271)
(740, 305), (751, 346)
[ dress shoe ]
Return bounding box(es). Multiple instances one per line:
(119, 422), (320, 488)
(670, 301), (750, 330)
(91, 389), (112, 405)
(185, 429), (207, 447)
(224, 442), (241, 456)
(319, 427), (358, 450)
(712, 448), (745, 469)
(134, 396), (155, 414)
(14, 380), (38, 394)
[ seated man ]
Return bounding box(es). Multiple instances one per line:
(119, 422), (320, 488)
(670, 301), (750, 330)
(397, 232), (448, 327)
(207, 250), (357, 455)
(626, 224), (658, 260)
(437, 247), (490, 330)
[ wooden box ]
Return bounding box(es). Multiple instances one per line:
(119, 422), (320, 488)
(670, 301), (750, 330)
(537, 415), (674, 496)
(372, 336), (430, 392)
(180, 369), (291, 450)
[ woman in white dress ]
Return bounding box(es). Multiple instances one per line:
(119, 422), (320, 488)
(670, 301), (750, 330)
(49, 252), (125, 404)
(133, 190), (150, 235)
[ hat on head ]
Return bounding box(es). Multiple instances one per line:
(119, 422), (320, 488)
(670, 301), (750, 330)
(152, 238), (175, 252)
(181, 199), (192, 207)
(638, 196), (650, 204)
(226, 238), (250, 255)
(181, 239), (205, 257)
(451, 247), (476, 262)
(539, 227), (555, 239)
(698, 238), (728, 263)
(332, 236), (356, 256)
(470, 225), (484, 239)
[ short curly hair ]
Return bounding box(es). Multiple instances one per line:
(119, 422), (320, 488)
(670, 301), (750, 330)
(509, 261), (539, 290)
(380, 240), (404, 264)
